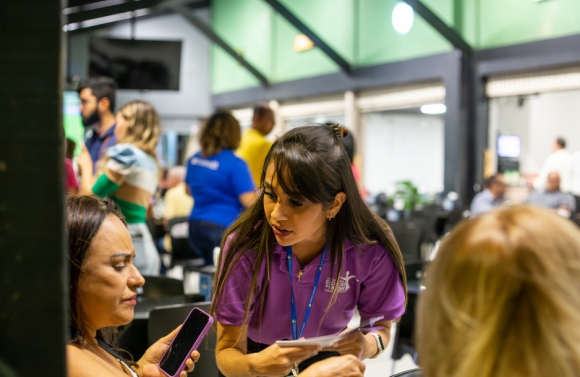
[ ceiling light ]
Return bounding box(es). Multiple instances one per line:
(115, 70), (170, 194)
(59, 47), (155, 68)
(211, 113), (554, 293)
(420, 104), (446, 114)
(392, 2), (414, 35)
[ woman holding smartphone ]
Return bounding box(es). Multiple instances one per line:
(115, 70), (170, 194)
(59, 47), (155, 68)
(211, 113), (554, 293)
(212, 125), (407, 377)
(66, 195), (199, 377)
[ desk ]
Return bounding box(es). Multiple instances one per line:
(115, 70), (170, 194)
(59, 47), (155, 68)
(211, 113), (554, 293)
(134, 296), (187, 320)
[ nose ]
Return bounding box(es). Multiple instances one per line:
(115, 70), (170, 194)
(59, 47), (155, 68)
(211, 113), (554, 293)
(270, 201), (288, 222)
(129, 266), (145, 288)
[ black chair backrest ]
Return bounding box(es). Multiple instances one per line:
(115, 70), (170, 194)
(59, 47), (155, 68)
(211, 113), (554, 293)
(141, 275), (184, 299)
(388, 219), (425, 262)
(390, 368), (423, 377)
(148, 302), (217, 377)
(168, 216), (199, 264)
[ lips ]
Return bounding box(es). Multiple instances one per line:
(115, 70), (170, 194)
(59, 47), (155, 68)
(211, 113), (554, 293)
(272, 225), (292, 238)
(123, 295), (137, 305)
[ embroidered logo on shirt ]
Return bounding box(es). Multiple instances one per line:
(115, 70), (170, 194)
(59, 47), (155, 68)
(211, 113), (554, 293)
(325, 271), (358, 293)
(190, 157), (220, 170)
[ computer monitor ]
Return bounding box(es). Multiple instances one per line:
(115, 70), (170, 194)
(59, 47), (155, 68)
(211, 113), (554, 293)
(497, 135), (521, 158)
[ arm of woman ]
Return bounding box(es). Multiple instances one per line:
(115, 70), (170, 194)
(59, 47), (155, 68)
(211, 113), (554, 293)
(298, 355), (365, 377)
(216, 322), (320, 377)
(326, 321), (392, 360)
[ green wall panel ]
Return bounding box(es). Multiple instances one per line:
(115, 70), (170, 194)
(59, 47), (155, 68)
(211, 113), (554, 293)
(274, 13), (340, 82)
(278, 0), (355, 63)
(211, 0), (273, 93)
(358, 0), (452, 66)
(478, 0), (580, 48)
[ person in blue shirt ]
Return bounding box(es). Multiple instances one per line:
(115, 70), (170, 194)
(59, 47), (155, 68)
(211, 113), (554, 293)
(185, 112), (256, 265)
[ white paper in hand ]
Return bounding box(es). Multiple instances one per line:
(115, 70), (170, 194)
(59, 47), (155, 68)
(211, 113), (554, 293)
(275, 316), (385, 348)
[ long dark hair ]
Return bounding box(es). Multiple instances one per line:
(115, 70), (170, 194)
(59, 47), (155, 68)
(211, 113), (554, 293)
(66, 195), (126, 346)
(211, 124), (407, 328)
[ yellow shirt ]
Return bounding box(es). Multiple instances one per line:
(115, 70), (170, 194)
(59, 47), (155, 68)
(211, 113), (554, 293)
(237, 128), (272, 186)
(163, 182), (194, 252)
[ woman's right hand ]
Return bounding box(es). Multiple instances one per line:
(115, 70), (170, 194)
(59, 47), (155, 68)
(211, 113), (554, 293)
(299, 355), (366, 377)
(249, 344), (320, 377)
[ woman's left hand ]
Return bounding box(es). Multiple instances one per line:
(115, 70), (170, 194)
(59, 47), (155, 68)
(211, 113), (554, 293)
(324, 329), (369, 359)
(136, 325), (200, 377)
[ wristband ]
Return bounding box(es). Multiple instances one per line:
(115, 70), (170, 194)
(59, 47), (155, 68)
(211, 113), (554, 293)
(368, 333), (385, 359)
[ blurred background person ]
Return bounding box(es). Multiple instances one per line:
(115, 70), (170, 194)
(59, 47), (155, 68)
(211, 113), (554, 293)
(78, 100), (161, 276)
(340, 127), (367, 199)
(417, 205), (580, 377)
(186, 112), (256, 266)
(237, 102), (275, 186)
(528, 171), (575, 217)
(64, 137), (79, 194)
(469, 173), (506, 217)
(77, 77), (117, 171)
(533, 136), (572, 192)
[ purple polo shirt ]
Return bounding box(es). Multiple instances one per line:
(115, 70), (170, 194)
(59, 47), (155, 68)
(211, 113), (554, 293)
(215, 239), (405, 345)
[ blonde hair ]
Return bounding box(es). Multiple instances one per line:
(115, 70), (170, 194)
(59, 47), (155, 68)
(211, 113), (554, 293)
(116, 100), (160, 157)
(417, 205), (580, 377)
(199, 112), (241, 156)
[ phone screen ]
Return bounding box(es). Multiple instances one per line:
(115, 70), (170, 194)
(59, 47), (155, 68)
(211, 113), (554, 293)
(159, 308), (211, 376)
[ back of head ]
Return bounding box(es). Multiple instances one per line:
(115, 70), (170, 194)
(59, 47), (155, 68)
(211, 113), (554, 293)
(77, 77), (117, 112)
(117, 100), (161, 156)
(66, 195), (126, 344)
(417, 205), (580, 377)
(556, 137), (567, 149)
(199, 112), (241, 156)
(252, 102), (274, 135)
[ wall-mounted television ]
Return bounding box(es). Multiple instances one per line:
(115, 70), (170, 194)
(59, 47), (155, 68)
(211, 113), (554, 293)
(89, 37), (182, 91)
(497, 134), (521, 158)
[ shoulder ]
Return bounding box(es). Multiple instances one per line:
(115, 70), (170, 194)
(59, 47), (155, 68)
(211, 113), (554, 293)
(107, 143), (138, 165)
(66, 344), (105, 377)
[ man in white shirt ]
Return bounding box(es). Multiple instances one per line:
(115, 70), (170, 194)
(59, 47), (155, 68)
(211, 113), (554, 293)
(533, 137), (572, 192)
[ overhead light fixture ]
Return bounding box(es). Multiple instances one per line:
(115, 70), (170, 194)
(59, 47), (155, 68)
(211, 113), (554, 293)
(392, 2), (414, 35)
(294, 34), (314, 52)
(420, 104), (446, 114)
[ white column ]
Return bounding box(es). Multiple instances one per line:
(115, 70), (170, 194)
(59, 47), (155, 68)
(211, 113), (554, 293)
(268, 99), (286, 140)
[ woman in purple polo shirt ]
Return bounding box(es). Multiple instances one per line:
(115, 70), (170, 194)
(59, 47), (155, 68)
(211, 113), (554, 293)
(211, 125), (407, 377)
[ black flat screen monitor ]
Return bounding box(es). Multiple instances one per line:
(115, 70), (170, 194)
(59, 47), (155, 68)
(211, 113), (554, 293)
(89, 37), (182, 91)
(497, 134), (521, 158)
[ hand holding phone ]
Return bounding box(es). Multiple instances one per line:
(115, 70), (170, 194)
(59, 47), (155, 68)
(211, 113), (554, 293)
(158, 307), (214, 377)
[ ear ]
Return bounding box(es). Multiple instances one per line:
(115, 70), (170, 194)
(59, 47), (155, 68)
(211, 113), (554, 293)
(326, 192), (346, 219)
(97, 97), (111, 114)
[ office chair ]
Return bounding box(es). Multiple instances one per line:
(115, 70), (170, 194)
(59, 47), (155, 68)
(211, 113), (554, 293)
(148, 302), (218, 377)
(388, 219), (425, 262)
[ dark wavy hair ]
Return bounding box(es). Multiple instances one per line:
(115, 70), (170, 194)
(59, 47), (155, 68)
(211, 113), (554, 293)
(66, 195), (126, 347)
(211, 124), (407, 328)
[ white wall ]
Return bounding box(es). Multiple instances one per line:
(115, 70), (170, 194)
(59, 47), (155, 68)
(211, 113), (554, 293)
(69, 10), (212, 133)
(362, 112), (444, 195)
(490, 90), (580, 175)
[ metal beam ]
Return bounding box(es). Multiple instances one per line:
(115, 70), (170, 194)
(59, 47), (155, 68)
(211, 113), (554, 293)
(174, 6), (270, 87)
(403, 0), (472, 57)
(67, 0), (161, 23)
(68, 0), (109, 7)
(263, 0), (352, 75)
(65, 0), (209, 31)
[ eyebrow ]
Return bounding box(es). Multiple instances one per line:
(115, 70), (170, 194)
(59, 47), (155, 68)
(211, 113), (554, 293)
(263, 182), (273, 189)
(110, 253), (133, 259)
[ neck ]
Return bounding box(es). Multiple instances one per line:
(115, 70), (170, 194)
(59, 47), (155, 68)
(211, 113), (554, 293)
(291, 235), (326, 268)
(252, 125), (265, 135)
(96, 112), (115, 136)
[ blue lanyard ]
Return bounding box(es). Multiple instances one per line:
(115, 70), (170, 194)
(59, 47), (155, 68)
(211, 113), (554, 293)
(285, 246), (327, 340)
